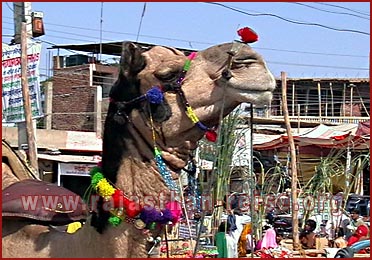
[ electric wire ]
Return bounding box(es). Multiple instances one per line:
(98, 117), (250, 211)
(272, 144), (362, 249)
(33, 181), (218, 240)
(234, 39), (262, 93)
(2, 17), (369, 59)
(288, 2), (370, 20)
(313, 2), (370, 17)
(205, 2), (370, 36)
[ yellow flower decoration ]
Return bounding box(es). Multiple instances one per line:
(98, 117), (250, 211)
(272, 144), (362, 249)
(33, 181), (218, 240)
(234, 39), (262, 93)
(96, 178), (116, 197)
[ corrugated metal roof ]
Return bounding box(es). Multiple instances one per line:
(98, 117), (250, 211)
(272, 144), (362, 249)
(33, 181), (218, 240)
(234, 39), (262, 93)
(48, 41), (195, 56)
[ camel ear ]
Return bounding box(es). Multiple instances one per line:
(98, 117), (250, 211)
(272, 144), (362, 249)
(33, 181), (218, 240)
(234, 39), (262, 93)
(109, 42), (146, 102)
(119, 42), (146, 78)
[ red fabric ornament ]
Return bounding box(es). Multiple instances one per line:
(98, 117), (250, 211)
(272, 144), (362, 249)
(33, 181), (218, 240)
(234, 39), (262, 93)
(205, 130), (217, 142)
(123, 196), (141, 218)
(112, 189), (141, 218)
(112, 189), (124, 208)
(237, 27), (258, 43)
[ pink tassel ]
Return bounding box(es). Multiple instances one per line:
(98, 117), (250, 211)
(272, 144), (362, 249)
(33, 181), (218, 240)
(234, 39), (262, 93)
(188, 52), (197, 60)
(166, 201), (182, 224)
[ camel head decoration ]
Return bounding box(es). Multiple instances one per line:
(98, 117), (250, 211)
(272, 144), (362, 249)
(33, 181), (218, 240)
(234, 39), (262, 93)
(2, 38), (276, 258)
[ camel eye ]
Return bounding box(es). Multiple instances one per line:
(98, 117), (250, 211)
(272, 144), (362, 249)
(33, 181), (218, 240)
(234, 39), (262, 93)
(154, 68), (181, 82)
(232, 58), (257, 69)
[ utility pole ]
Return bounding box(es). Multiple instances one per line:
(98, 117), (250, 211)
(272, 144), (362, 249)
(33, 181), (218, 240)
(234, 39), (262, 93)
(20, 22), (39, 174)
(13, 2), (32, 43)
(14, 2), (39, 175)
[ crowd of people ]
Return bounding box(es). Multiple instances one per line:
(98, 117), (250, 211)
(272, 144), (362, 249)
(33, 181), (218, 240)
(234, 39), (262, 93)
(214, 207), (369, 258)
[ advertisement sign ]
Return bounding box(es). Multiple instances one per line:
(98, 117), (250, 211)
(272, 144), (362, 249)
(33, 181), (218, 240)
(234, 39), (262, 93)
(2, 41), (43, 123)
(232, 129), (252, 166)
(59, 163), (95, 177)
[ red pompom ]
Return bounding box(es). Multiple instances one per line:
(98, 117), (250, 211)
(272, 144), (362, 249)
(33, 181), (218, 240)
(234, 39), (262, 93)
(205, 130), (217, 142)
(112, 189), (123, 208)
(237, 27), (258, 43)
(112, 190), (141, 218)
(123, 196), (141, 218)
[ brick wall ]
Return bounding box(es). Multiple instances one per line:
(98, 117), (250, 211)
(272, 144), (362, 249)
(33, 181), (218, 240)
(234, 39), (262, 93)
(51, 62), (119, 132)
(52, 65), (95, 131)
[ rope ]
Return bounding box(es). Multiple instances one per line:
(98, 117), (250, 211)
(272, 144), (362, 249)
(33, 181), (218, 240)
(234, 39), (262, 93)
(178, 178), (195, 253)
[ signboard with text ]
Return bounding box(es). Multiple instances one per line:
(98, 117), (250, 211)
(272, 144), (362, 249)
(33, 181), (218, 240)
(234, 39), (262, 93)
(2, 41), (43, 123)
(59, 163), (95, 177)
(232, 129), (251, 166)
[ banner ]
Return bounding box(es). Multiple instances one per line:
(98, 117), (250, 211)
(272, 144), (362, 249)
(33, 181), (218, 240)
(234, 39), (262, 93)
(2, 41), (43, 123)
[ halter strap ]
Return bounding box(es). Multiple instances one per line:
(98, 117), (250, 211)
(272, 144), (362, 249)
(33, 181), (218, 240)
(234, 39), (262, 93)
(110, 52), (215, 137)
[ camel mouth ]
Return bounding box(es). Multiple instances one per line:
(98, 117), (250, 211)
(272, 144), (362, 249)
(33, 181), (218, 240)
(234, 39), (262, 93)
(231, 85), (276, 93)
(160, 140), (198, 172)
(231, 90), (274, 106)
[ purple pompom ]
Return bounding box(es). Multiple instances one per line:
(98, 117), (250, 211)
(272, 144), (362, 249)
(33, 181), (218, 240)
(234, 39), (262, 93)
(146, 87), (164, 104)
(140, 208), (161, 224)
(159, 209), (174, 224)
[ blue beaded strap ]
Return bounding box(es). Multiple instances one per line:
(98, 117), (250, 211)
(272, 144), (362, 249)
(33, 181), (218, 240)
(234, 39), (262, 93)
(154, 147), (180, 194)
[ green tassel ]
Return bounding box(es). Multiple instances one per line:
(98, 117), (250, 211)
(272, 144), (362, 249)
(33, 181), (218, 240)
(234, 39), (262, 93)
(90, 166), (102, 176)
(148, 222), (157, 230)
(183, 60), (191, 71)
(90, 166), (101, 176)
(108, 216), (122, 227)
(91, 172), (104, 188)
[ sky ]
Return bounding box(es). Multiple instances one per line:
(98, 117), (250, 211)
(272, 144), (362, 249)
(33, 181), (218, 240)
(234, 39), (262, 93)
(2, 2), (370, 79)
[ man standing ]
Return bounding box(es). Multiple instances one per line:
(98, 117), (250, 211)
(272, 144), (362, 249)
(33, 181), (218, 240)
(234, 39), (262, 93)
(228, 208), (251, 257)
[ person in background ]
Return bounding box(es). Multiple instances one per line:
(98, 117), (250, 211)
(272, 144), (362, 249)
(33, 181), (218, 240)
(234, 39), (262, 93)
(238, 222), (253, 257)
(227, 208), (250, 257)
(231, 209), (251, 243)
(261, 227), (278, 249)
(347, 224), (369, 254)
(299, 219), (317, 249)
(347, 224), (369, 246)
(345, 208), (367, 239)
(255, 224), (272, 251)
(275, 232), (284, 246)
(215, 221), (229, 258)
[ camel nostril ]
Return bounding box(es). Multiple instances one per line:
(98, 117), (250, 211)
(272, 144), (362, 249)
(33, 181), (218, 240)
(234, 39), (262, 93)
(222, 68), (232, 80)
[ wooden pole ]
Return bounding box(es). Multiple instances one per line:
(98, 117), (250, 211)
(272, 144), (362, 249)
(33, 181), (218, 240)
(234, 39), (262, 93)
(317, 82), (322, 120)
(291, 82), (295, 117)
(21, 22), (39, 174)
(350, 84), (354, 117)
(94, 85), (102, 137)
(281, 71), (299, 250)
(329, 82), (334, 117)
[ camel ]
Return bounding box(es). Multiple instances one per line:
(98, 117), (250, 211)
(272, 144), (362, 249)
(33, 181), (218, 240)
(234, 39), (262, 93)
(2, 41), (276, 258)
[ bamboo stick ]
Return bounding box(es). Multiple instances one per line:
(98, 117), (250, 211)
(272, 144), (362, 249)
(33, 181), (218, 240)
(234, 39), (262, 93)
(281, 71), (300, 250)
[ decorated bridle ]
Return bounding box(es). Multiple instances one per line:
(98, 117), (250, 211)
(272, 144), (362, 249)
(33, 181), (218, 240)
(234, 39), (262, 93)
(111, 51), (217, 142)
(88, 26), (259, 252)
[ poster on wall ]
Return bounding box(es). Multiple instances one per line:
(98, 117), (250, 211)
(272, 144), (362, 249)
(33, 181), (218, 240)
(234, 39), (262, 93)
(2, 40), (44, 123)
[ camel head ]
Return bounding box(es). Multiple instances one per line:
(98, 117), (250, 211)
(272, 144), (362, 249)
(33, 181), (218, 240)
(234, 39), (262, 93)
(105, 41), (275, 172)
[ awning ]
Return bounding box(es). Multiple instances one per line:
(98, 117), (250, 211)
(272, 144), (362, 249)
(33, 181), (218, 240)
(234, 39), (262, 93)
(253, 124), (369, 150)
(48, 41), (194, 56)
(355, 120), (370, 137)
(38, 153), (101, 164)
